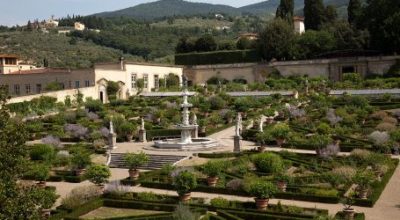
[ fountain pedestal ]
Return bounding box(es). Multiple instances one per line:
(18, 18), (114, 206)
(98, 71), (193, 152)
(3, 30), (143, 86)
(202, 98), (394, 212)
(154, 88), (218, 150)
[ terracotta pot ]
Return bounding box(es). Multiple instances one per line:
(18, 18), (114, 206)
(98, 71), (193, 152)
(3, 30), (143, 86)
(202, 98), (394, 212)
(129, 169), (140, 180)
(255, 198), (269, 211)
(343, 207), (355, 220)
(75, 168), (86, 176)
(276, 138), (285, 147)
(179, 193), (191, 202)
(359, 189), (368, 199)
(41, 208), (51, 218)
(207, 176), (219, 187)
(37, 181), (46, 188)
(126, 135), (133, 142)
(277, 181), (287, 192)
(258, 146), (266, 152)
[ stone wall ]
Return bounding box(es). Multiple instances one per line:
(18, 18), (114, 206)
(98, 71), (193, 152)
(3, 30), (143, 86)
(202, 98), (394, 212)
(184, 55), (400, 84)
(7, 86), (97, 104)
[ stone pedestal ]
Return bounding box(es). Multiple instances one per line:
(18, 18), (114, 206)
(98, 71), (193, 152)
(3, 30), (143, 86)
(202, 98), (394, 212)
(139, 129), (147, 143)
(108, 133), (117, 150)
(234, 135), (241, 153)
(192, 126), (199, 139)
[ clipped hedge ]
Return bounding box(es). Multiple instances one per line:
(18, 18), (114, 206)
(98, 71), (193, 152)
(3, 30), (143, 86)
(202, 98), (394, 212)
(64, 198), (103, 220)
(335, 212), (365, 220)
(217, 210), (244, 220)
(221, 210), (314, 220)
(354, 159), (399, 207)
(146, 129), (181, 141)
(175, 50), (260, 65)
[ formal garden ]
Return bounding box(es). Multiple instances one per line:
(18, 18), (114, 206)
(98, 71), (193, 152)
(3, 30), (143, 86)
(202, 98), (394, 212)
(4, 73), (400, 219)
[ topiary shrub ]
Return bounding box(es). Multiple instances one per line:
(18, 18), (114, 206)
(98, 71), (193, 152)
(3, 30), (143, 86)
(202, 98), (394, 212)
(173, 170), (197, 196)
(85, 164), (111, 186)
(29, 144), (55, 162)
(210, 197), (231, 208)
(248, 181), (278, 199)
(251, 153), (285, 174)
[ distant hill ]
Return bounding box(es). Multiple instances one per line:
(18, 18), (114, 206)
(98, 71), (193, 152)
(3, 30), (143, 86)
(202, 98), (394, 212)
(0, 31), (140, 69)
(94, 0), (241, 20)
(93, 0), (351, 20)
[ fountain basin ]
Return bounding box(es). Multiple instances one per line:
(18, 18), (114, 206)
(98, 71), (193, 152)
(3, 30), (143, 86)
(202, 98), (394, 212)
(154, 138), (219, 149)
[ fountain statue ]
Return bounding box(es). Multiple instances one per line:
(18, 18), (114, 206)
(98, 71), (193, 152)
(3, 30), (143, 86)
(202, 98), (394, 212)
(154, 79), (218, 149)
(108, 120), (117, 149)
(234, 113), (242, 152)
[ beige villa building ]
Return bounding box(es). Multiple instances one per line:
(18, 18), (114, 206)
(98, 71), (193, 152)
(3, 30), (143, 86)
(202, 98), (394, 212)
(0, 55), (183, 104)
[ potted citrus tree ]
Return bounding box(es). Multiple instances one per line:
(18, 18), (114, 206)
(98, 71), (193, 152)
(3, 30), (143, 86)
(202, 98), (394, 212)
(70, 148), (91, 176)
(30, 163), (50, 188)
(275, 173), (292, 192)
(353, 170), (374, 199)
(341, 196), (356, 220)
(123, 151), (149, 180)
(202, 160), (226, 187)
(85, 164), (111, 190)
(174, 170), (197, 202)
(267, 123), (291, 147)
(249, 181), (277, 210)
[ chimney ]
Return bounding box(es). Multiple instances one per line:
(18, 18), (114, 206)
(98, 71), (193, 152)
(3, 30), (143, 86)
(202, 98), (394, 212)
(119, 57), (125, 71)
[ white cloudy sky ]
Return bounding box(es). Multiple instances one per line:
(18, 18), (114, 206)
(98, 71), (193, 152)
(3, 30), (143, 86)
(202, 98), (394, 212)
(0, 0), (265, 26)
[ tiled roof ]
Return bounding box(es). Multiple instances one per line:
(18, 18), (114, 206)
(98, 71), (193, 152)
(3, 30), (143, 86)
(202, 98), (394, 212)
(7, 68), (70, 75)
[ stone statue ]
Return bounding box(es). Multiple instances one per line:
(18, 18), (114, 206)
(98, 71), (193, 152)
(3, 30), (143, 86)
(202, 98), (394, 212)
(140, 117), (145, 130)
(235, 113), (242, 137)
(109, 120), (115, 134)
(192, 113), (197, 125)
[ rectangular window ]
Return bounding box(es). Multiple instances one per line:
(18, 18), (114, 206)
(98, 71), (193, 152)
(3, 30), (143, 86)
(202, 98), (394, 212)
(25, 84), (31, 94)
(36, 84), (42, 93)
(143, 74), (148, 89)
(5, 58), (17, 65)
(14, 84), (20, 95)
(68, 81), (72, 89)
(61, 83), (65, 89)
(75, 81), (80, 88)
(85, 80), (90, 87)
(131, 73), (137, 89)
(154, 75), (159, 89)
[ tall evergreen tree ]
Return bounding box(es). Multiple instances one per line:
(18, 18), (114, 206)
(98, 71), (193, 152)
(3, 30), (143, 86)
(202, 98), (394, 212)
(304, 0), (325, 30)
(276, 0), (294, 23)
(348, 0), (362, 25)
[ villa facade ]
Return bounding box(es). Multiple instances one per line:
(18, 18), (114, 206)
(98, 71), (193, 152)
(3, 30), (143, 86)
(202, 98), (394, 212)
(0, 57), (183, 104)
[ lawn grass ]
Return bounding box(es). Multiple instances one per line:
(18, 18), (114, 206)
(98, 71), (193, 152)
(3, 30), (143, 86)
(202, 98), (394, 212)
(80, 207), (167, 219)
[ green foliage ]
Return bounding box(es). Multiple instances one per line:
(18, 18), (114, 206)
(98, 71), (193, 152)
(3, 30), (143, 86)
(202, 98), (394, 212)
(175, 50), (260, 65)
(84, 98), (104, 112)
(107, 81), (120, 97)
(276, 0), (294, 23)
(210, 197), (231, 208)
(386, 59), (400, 77)
(309, 134), (332, 148)
(174, 170), (197, 195)
(293, 30), (335, 59)
(202, 160), (227, 177)
(173, 203), (199, 220)
(248, 181), (278, 199)
(195, 35), (217, 52)
(353, 170), (375, 189)
(70, 148), (92, 169)
(0, 88), (52, 218)
(348, 0), (362, 25)
(259, 18), (294, 61)
(29, 144), (56, 161)
(304, 0), (326, 30)
(45, 81), (63, 91)
(251, 153), (285, 174)
(85, 164), (111, 185)
(123, 151), (149, 170)
(27, 163), (50, 181)
(0, 31), (132, 69)
(267, 123), (291, 140)
(209, 96), (226, 110)
(136, 192), (160, 201)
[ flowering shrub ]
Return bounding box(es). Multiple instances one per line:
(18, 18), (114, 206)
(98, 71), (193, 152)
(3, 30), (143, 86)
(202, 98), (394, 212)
(41, 135), (61, 148)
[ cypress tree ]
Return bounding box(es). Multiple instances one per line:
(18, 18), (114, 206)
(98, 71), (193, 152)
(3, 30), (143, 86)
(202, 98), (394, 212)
(348, 0), (362, 25)
(304, 0), (325, 30)
(276, 0), (294, 23)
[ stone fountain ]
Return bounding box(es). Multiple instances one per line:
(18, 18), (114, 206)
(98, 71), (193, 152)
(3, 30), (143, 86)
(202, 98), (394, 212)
(154, 88), (218, 150)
